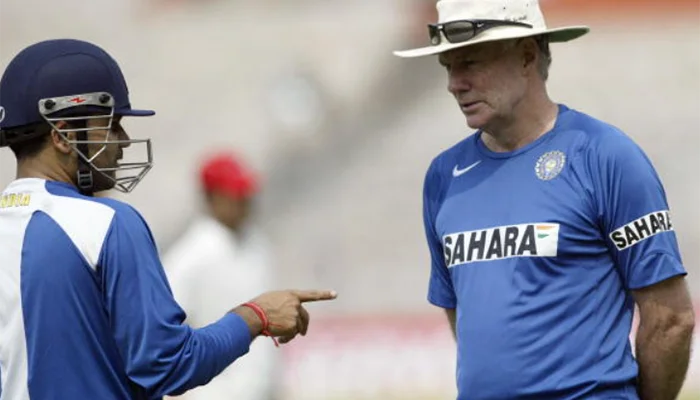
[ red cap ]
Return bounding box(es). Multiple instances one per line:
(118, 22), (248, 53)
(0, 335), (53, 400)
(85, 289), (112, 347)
(199, 153), (258, 199)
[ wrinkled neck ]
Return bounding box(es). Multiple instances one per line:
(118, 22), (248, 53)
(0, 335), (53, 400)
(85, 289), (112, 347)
(482, 85), (558, 153)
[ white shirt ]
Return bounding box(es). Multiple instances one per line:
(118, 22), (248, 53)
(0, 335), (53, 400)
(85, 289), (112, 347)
(162, 214), (280, 400)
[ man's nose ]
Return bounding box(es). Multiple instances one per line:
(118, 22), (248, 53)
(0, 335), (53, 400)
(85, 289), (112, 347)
(117, 129), (131, 148)
(448, 70), (472, 95)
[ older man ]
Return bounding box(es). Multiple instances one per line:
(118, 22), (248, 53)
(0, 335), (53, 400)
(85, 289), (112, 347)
(395, 1), (694, 399)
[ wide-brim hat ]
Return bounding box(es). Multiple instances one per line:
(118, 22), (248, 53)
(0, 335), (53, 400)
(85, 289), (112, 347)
(394, 0), (590, 58)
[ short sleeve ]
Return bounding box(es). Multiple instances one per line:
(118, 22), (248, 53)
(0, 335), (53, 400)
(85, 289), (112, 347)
(592, 133), (686, 290)
(423, 159), (457, 308)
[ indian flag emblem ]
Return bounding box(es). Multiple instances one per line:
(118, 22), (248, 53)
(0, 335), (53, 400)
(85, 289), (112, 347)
(536, 224), (556, 239)
(534, 224), (560, 256)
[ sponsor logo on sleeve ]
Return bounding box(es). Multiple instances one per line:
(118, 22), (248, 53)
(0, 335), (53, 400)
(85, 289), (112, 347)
(609, 210), (673, 251)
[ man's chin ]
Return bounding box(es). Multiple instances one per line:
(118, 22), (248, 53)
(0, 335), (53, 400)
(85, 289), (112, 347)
(465, 109), (499, 131)
(91, 174), (117, 194)
(465, 117), (486, 130)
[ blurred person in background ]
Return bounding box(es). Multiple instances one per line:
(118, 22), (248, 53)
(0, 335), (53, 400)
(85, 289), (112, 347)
(0, 38), (336, 400)
(394, 1), (695, 399)
(163, 152), (280, 400)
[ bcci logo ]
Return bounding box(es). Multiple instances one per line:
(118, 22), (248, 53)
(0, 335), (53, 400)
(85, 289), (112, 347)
(535, 150), (566, 181)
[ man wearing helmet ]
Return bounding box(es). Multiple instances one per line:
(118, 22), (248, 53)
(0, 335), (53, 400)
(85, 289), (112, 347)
(0, 39), (336, 400)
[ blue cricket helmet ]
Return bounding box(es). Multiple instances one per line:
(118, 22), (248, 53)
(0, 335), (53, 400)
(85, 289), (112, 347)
(0, 38), (154, 134)
(0, 39), (155, 194)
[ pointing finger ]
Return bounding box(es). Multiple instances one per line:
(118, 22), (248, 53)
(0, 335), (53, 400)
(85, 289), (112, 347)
(293, 290), (338, 303)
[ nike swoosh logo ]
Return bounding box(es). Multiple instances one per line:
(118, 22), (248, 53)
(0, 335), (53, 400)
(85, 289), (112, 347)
(452, 161), (481, 177)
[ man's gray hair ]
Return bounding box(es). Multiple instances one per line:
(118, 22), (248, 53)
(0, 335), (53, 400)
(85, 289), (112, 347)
(505, 35), (552, 80)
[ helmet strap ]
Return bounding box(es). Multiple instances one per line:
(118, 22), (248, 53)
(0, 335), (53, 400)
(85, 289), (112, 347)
(75, 130), (94, 196)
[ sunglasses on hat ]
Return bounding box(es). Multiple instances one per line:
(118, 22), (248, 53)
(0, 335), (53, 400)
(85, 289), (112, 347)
(429, 19), (533, 46)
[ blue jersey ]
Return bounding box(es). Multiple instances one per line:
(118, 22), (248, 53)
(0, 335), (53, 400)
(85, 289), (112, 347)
(422, 105), (686, 400)
(0, 178), (252, 400)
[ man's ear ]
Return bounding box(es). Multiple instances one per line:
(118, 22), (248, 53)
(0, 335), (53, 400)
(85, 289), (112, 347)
(50, 121), (72, 155)
(521, 38), (538, 72)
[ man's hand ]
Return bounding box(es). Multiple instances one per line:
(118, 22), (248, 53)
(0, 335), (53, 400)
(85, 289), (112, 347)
(233, 290), (337, 344)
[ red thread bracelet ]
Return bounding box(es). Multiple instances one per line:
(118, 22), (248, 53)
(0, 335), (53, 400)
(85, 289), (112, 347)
(241, 302), (279, 347)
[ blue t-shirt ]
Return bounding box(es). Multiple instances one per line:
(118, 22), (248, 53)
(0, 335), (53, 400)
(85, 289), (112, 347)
(0, 178), (252, 399)
(422, 105), (686, 399)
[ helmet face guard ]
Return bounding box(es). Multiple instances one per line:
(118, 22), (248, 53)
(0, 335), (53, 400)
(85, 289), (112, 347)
(38, 92), (153, 194)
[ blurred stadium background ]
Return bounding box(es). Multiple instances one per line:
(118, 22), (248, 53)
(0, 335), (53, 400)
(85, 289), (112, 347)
(1, 0), (698, 399)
